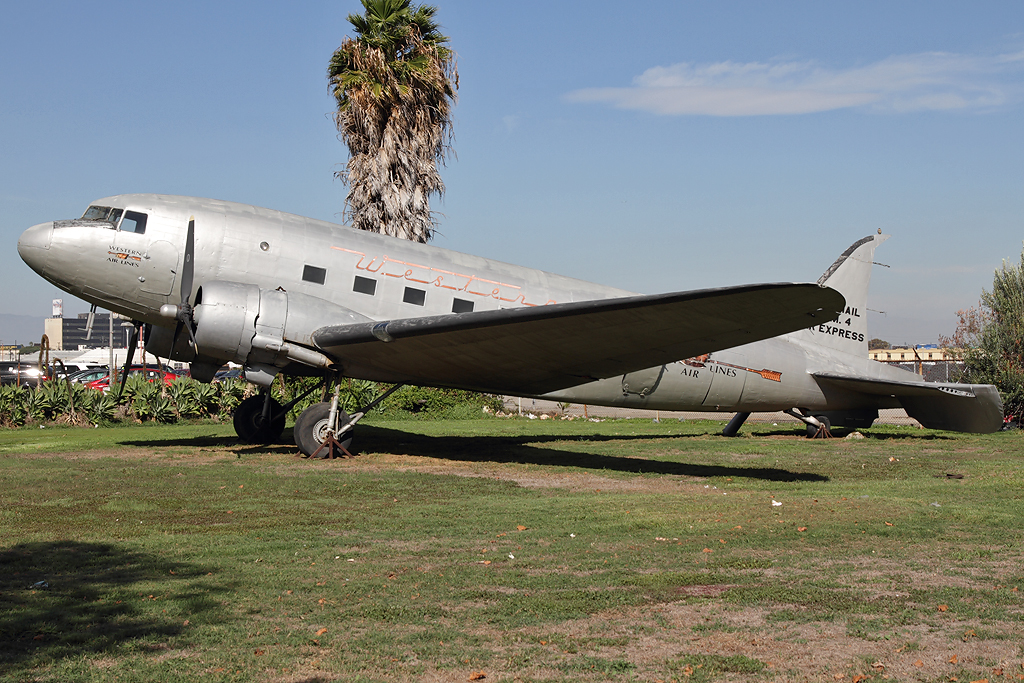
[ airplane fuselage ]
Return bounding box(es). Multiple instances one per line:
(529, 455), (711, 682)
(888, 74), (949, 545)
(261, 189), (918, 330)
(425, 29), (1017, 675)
(543, 334), (909, 415)
(18, 194), (630, 329)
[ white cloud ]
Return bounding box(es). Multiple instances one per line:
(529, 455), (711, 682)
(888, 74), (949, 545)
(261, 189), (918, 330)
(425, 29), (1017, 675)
(566, 50), (1023, 116)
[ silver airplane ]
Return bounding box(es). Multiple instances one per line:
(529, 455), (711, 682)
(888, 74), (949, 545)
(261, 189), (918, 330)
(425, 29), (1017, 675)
(15, 195), (997, 454)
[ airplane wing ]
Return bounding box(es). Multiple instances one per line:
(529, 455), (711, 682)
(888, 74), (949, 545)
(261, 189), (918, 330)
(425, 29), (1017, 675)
(312, 283), (843, 395)
(812, 373), (1003, 433)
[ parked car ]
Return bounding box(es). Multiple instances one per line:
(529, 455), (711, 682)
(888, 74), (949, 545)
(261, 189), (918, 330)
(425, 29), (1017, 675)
(53, 362), (92, 376)
(86, 365), (177, 392)
(65, 367), (111, 384)
(0, 362), (48, 387)
(212, 367), (242, 383)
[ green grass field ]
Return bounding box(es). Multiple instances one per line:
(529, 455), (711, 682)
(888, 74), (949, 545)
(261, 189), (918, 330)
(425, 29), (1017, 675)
(1, 417), (1023, 682)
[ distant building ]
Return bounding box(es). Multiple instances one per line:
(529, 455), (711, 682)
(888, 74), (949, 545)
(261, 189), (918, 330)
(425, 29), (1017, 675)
(869, 345), (961, 383)
(868, 345), (957, 362)
(43, 313), (129, 351)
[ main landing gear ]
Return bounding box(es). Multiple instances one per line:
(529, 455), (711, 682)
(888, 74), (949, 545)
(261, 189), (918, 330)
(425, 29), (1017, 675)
(233, 380), (328, 445)
(233, 394), (286, 444)
(293, 379), (405, 459)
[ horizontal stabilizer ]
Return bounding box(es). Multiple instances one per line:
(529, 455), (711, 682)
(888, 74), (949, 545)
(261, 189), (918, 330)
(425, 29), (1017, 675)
(813, 373), (1003, 434)
(312, 283), (844, 395)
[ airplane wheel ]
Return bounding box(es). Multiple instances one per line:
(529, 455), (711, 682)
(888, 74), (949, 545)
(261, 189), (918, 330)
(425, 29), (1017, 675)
(806, 415), (832, 439)
(294, 402), (354, 458)
(233, 395), (286, 444)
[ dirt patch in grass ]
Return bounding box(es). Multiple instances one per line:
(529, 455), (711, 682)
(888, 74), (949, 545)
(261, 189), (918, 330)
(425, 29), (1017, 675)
(316, 450), (713, 493)
(437, 601), (1024, 681)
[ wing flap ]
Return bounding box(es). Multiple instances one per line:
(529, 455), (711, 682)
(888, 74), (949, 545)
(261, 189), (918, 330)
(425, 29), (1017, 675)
(813, 372), (1003, 433)
(312, 283), (843, 395)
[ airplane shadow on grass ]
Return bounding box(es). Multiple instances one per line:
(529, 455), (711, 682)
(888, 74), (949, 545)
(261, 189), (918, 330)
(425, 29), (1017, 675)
(0, 541), (226, 673)
(119, 426), (828, 482)
(355, 425), (831, 483)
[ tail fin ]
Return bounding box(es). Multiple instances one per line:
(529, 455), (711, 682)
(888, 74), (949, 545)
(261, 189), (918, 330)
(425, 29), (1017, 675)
(791, 234), (889, 354)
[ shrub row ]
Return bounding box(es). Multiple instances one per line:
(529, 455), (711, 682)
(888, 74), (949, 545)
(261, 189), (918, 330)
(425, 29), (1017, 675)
(0, 376), (504, 428)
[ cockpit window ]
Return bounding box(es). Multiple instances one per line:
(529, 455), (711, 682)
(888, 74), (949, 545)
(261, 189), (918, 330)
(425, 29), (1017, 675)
(81, 205), (124, 224)
(119, 210), (147, 234)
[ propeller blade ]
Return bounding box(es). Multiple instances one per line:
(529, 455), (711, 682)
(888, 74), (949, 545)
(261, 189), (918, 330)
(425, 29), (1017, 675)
(184, 319), (199, 351)
(180, 217), (194, 306)
(117, 324), (139, 400)
(171, 319), (185, 353)
(171, 217), (198, 355)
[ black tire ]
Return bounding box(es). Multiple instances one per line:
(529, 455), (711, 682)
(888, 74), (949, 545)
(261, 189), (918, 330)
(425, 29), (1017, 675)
(233, 394), (286, 444)
(806, 415), (832, 439)
(294, 402), (354, 458)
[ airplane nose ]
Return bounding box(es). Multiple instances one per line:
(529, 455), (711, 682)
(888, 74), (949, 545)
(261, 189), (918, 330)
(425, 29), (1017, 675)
(18, 221), (53, 274)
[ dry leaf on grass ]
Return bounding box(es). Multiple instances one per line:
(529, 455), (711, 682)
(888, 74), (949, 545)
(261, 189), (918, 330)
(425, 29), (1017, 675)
(468, 672), (486, 681)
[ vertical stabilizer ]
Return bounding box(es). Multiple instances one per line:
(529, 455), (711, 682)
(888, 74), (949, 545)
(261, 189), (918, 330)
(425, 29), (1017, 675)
(791, 234), (889, 354)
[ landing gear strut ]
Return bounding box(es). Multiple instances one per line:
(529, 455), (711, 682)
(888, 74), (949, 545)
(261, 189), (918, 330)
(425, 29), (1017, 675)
(721, 411), (751, 437)
(784, 409), (834, 439)
(294, 379), (405, 459)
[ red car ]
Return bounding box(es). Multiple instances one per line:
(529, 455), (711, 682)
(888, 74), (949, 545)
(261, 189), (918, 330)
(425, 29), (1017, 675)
(87, 365), (177, 392)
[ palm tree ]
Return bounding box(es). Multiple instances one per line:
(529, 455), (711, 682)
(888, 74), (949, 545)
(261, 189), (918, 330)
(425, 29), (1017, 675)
(328, 0), (458, 243)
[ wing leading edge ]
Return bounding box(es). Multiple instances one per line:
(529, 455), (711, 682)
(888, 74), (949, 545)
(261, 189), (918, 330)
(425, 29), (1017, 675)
(813, 373), (1003, 434)
(312, 283), (844, 395)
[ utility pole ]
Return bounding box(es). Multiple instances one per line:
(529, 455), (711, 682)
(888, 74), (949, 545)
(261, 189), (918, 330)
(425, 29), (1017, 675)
(108, 311), (116, 388)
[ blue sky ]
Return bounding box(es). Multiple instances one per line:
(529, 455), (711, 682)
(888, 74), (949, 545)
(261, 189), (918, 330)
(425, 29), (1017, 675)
(2, 0), (1023, 344)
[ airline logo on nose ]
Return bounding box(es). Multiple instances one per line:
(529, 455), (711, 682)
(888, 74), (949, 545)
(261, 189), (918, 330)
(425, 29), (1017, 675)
(108, 246), (143, 267)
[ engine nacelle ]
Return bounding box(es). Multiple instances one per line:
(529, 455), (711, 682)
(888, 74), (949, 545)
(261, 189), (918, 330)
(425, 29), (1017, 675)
(143, 323), (198, 362)
(179, 280), (371, 385)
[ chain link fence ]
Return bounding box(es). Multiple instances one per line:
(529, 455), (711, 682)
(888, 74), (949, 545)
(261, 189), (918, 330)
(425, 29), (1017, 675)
(501, 397), (920, 428)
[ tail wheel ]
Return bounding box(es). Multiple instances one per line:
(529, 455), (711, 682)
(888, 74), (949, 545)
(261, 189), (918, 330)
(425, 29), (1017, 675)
(294, 402), (354, 458)
(233, 394), (286, 444)
(806, 415), (832, 439)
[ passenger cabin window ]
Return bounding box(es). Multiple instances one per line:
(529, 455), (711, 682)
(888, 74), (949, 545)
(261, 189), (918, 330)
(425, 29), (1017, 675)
(353, 275), (377, 295)
(303, 265), (327, 285)
(119, 210), (147, 234)
(81, 205), (123, 226)
(403, 287), (425, 306)
(452, 298), (474, 313)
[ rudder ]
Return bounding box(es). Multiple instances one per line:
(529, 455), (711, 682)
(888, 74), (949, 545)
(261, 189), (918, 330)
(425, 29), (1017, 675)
(791, 234), (889, 354)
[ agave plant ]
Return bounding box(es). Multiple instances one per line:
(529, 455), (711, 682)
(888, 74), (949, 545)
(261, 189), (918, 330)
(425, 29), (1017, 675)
(36, 381), (70, 420)
(24, 389), (47, 422)
(193, 381), (218, 416)
(0, 385), (28, 427)
(121, 373), (153, 403)
(126, 378), (161, 421)
(150, 394), (177, 423)
(169, 376), (202, 418)
(84, 391), (118, 424)
(217, 378), (247, 414)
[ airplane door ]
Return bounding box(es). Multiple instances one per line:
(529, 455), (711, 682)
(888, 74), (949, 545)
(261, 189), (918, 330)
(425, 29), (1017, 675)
(142, 240), (178, 296)
(701, 352), (748, 409)
(622, 365), (666, 398)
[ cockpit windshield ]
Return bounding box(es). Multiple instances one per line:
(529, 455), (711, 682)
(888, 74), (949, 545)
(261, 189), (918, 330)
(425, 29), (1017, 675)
(81, 206), (124, 224)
